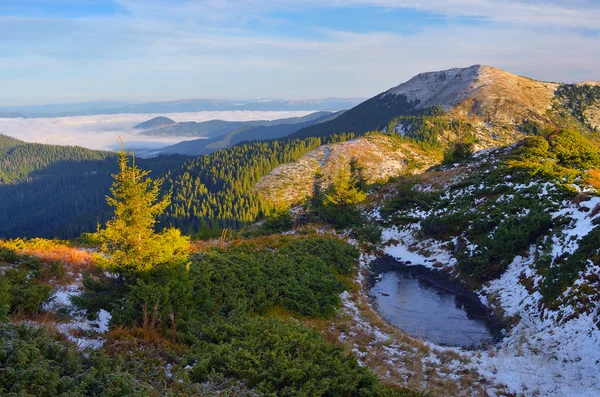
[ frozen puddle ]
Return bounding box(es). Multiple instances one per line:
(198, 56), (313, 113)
(369, 255), (502, 348)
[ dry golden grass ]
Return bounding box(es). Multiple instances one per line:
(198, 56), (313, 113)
(1, 238), (96, 285)
(105, 326), (189, 353)
(585, 169), (600, 190)
(1, 239), (93, 266)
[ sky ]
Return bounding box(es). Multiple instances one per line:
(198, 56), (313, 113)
(1, 0), (599, 105)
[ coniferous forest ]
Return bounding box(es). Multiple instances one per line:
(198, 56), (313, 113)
(0, 133), (354, 239)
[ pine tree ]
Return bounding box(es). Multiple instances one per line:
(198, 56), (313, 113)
(99, 142), (189, 272)
(324, 160), (367, 207)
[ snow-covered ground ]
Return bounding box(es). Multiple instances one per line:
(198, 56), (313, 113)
(376, 193), (600, 396)
(41, 275), (112, 349)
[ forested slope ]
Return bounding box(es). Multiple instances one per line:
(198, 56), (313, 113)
(0, 133), (353, 238)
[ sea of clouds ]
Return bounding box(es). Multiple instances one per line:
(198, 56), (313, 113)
(0, 110), (313, 153)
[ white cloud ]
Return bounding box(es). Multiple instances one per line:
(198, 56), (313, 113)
(0, 111), (312, 151)
(0, 1), (599, 104)
(114, 0), (600, 29)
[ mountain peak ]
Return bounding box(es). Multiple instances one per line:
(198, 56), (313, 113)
(387, 65), (514, 110)
(386, 65), (558, 122)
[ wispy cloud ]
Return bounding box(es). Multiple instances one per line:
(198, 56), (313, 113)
(113, 0), (600, 29)
(0, 0), (598, 104)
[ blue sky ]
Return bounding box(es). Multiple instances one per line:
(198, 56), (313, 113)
(1, 0), (599, 105)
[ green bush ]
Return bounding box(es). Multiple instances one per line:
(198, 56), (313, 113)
(71, 235), (411, 396)
(188, 317), (414, 397)
(542, 227), (600, 304)
(0, 247), (53, 317)
(353, 224), (383, 244)
(189, 239), (349, 317)
(550, 129), (600, 170)
(0, 277), (10, 322)
(77, 236), (358, 329)
(458, 206), (553, 279)
(380, 184), (440, 221)
(251, 211), (294, 236)
(314, 204), (363, 229)
(0, 324), (151, 396)
(443, 138), (475, 165)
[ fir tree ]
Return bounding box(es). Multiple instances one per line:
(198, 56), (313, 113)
(324, 160), (367, 207)
(99, 142), (189, 272)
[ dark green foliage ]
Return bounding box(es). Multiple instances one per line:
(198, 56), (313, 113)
(457, 205), (553, 279)
(188, 317), (406, 397)
(71, 236), (411, 396)
(421, 212), (467, 240)
(247, 211), (294, 236)
(443, 137), (475, 165)
(542, 227), (600, 303)
(385, 107), (471, 151)
(161, 134), (353, 234)
(353, 224), (383, 244)
(0, 134), (112, 184)
(186, 238), (350, 318)
(315, 204), (363, 229)
(0, 141), (189, 239)
(520, 119), (550, 136)
(75, 264), (197, 334)
(380, 183), (440, 221)
(555, 84), (600, 129)
(0, 323), (186, 396)
(0, 277), (10, 322)
(77, 236), (358, 329)
(0, 247), (53, 316)
(309, 160), (369, 230)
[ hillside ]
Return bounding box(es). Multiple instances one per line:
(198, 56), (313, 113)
(252, 66), (600, 208)
(386, 65), (557, 121)
(153, 111), (339, 156)
(362, 129), (600, 395)
(2, 65), (600, 397)
(0, 135), (189, 238)
(290, 65), (600, 148)
(255, 134), (439, 208)
(133, 116), (175, 129)
(139, 111), (334, 139)
(0, 134), (114, 184)
(3, 66), (600, 240)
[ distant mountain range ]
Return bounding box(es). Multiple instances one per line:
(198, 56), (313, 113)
(0, 98), (364, 118)
(0, 112), (25, 118)
(147, 111), (341, 156)
(134, 111), (339, 156)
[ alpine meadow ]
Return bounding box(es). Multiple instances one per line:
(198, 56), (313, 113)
(1, 2), (600, 397)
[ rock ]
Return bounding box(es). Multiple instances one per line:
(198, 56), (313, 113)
(433, 262), (444, 268)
